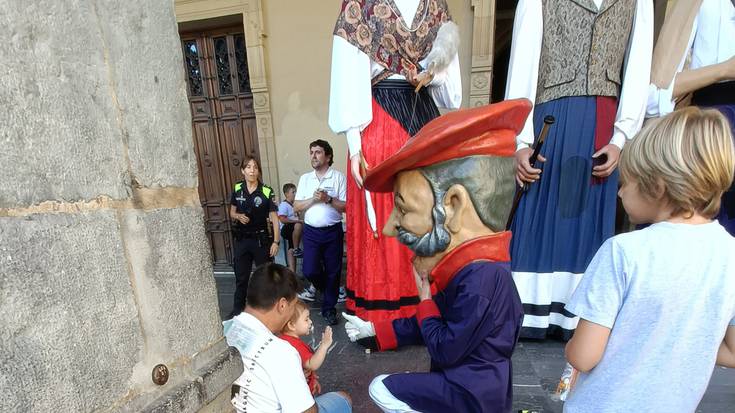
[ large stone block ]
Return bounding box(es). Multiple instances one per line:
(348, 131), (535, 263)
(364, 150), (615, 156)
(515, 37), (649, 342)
(0, 212), (143, 412)
(1, 1), (234, 411)
(0, 0), (198, 210)
(0, 0), (130, 208)
(94, 0), (198, 189)
(119, 206), (221, 363)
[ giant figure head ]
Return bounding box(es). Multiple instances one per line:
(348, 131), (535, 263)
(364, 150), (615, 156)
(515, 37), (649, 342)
(364, 99), (531, 275)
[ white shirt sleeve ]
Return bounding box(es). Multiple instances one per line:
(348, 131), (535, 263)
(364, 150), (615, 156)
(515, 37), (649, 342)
(272, 348), (315, 413)
(504, 0), (543, 150)
(609, 0), (654, 149)
(328, 36), (373, 158)
(566, 238), (628, 329)
(337, 171), (347, 202)
(426, 52), (462, 109)
(295, 175), (309, 201)
(645, 16), (698, 118)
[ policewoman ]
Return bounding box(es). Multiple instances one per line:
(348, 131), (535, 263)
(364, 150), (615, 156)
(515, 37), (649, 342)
(227, 155), (280, 319)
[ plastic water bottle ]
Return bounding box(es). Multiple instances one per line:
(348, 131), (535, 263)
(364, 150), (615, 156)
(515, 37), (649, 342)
(552, 362), (578, 402)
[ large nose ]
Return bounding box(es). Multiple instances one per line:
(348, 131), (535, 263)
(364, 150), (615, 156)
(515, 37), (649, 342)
(383, 207), (400, 237)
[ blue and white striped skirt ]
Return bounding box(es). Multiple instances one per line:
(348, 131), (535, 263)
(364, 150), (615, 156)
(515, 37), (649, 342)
(510, 96), (618, 340)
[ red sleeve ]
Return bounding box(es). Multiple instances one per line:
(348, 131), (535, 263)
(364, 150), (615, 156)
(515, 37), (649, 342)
(416, 299), (441, 325)
(374, 320), (398, 351)
(296, 341), (313, 363)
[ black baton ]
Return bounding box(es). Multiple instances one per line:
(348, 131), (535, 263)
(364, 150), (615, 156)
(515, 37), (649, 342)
(505, 115), (555, 230)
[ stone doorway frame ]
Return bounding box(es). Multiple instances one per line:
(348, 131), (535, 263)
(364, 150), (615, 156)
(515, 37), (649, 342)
(175, 0), (280, 193)
(469, 0), (496, 108)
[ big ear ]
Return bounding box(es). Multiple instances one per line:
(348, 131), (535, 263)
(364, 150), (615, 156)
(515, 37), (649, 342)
(277, 297), (291, 315)
(443, 184), (472, 234)
(284, 319), (295, 332)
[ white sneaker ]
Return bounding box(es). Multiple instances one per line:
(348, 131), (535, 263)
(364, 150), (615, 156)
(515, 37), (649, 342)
(298, 286), (316, 302)
(337, 286), (347, 303)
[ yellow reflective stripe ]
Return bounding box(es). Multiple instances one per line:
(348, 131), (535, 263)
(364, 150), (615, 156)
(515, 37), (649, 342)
(235, 182), (242, 192)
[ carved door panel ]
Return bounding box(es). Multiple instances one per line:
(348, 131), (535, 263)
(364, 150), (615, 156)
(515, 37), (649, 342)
(181, 29), (259, 270)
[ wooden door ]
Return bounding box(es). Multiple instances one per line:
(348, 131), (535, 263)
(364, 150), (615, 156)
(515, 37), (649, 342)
(180, 28), (259, 270)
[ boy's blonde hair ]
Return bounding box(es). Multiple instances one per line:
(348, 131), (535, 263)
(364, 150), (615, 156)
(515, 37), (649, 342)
(620, 107), (735, 219)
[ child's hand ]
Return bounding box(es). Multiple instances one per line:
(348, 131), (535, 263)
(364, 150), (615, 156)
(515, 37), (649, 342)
(310, 377), (321, 395)
(321, 326), (333, 348)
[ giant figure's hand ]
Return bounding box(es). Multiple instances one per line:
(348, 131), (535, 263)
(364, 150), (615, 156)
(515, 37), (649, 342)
(342, 312), (375, 342)
(592, 144), (621, 178)
(411, 70), (434, 92)
(413, 266), (432, 301)
(515, 147), (545, 186)
(350, 154), (365, 189)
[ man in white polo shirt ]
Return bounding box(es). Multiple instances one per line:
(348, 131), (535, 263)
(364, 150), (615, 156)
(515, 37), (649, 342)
(224, 263), (352, 413)
(294, 139), (347, 326)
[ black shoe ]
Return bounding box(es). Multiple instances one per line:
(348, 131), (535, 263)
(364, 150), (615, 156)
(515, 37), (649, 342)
(322, 311), (339, 326)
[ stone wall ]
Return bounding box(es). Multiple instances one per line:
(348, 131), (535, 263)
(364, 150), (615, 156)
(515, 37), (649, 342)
(0, 0), (241, 411)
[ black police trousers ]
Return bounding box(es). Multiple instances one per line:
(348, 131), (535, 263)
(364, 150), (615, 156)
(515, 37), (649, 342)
(228, 235), (271, 319)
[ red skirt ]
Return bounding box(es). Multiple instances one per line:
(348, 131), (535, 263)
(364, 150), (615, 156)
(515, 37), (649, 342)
(345, 99), (419, 322)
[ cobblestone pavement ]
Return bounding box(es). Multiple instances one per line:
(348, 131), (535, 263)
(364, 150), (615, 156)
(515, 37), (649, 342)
(215, 273), (735, 412)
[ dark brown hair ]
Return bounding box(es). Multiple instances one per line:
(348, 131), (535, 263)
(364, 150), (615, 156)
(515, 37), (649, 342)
(283, 183), (296, 194)
(246, 263), (301, 310)
(309, 139), (334, 166)
(240, 155), (263, 183)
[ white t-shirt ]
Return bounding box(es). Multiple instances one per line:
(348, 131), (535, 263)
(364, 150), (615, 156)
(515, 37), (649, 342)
(223, 312), (314, 413)
(295, 167), (347, 228)
(277, 201), (297, 230)
(564, 221), (735, 413)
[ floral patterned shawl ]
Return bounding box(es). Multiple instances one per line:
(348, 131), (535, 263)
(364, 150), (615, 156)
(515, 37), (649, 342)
(334, 0), (451, 84)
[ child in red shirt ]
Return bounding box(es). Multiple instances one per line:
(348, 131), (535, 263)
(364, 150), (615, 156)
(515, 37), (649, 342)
(279, 300), (333, 395)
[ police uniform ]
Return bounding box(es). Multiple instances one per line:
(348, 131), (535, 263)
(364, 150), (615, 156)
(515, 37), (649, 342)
(229, 181), (277, 319)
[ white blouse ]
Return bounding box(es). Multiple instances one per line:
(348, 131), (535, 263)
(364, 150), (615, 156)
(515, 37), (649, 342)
(505, 0), (653, 150)
(328, 0), (462, 158)
(646, 0), (735, 118)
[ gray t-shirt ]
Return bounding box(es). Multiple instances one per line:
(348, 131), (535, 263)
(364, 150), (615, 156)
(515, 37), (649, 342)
(277, 201), (297, 230)
(564, 221), (735, 413)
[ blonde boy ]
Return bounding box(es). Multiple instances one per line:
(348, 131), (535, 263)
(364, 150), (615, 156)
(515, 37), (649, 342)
(563, 107), (735, 412)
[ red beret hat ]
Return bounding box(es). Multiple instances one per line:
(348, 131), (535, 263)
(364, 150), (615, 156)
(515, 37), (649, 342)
(363, 98), (532, 193)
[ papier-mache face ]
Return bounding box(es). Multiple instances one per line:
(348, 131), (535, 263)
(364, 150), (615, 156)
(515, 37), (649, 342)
(363, 99), (531, 269)
(383, 170), (451, 257)
(383, 154), (515, 263)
